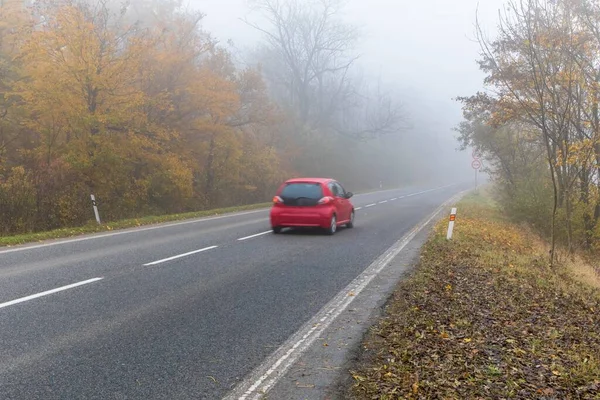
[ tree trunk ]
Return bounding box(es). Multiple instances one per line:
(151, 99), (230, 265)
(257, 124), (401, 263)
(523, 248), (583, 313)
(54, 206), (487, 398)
(565, 188), (574, 255)
(559, 139), (573, 254)
(542, 130), (559, 267)
(205, 134), (216, 207)
(595, 143), (600, 225)
(581, 166), (594, 248)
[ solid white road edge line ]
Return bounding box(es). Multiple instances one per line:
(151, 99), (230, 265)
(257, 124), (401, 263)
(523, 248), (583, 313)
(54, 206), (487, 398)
(238, 231), (272, 241)
(224, 190), (467, 400)
(0, 278), (104, 310)
(143, 246), (218, 266)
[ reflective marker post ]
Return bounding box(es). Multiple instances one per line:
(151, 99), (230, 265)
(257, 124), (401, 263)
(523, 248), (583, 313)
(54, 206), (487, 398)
(446, 208), (457, 240)
(91, 194), (101, 225)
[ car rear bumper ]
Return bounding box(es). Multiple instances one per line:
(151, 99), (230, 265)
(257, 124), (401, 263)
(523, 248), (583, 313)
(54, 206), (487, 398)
(270, 206), (332, 228)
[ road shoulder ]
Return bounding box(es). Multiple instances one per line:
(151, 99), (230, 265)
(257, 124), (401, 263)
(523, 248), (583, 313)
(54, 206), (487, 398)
(257, 194), (463, 400)
(349, 191), (600, 399)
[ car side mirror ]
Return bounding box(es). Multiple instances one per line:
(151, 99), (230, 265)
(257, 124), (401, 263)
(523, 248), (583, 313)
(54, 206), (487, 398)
(345, 192), (353, 199)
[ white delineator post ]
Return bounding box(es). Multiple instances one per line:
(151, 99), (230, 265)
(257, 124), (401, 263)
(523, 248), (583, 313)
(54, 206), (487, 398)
(446, 207), (457, 240)
(90, 194), (101, 225)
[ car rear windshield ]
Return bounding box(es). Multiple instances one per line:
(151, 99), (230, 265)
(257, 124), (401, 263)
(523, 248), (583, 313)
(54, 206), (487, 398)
(280, 183), (323, 200)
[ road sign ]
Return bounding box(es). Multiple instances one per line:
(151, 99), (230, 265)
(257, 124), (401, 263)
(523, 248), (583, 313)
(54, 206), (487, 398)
(472, 149), (482, 159)
(471, 159), (482, 170)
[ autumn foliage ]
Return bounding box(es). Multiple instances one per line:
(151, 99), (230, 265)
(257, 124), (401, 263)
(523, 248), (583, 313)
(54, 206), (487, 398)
(0, 0), (377, 235)
(350, 193), (600, 399)
(0, 0), (422, 235)
(457, 0), (600, 259)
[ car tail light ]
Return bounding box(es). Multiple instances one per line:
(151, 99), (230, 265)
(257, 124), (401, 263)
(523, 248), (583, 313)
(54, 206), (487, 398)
(273, 196), (284, 204)
(318, 196), (334, 205)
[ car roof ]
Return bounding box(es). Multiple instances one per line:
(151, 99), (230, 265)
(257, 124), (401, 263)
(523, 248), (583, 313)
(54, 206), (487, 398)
(284, 177), (333, 184)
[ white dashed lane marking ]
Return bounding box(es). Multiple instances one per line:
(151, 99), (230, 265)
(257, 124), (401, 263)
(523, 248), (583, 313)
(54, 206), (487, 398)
(143, 246), (219, 266)
(238, 231), (272, 241)
(0, 278), (104, 310)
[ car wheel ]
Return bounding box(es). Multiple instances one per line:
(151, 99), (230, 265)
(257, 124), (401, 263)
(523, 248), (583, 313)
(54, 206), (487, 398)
(273, 227), (282, 234)
(346, 210), (355, 228)
(326, 214), (337, 235)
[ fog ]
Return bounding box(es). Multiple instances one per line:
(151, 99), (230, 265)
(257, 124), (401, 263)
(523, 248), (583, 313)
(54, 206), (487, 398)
(192, 0), (505, 185)
(0, 0), (511, 233)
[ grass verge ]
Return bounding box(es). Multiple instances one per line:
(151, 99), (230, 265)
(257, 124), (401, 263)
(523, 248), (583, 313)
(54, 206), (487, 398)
(0, 202), (270, 247)
(349, 191), (600, 399)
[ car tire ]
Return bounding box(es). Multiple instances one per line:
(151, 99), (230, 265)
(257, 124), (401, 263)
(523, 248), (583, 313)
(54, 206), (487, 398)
(346, 210), (355, 228)
(273, 227), (282, 234)
(325, 214), (337, 235)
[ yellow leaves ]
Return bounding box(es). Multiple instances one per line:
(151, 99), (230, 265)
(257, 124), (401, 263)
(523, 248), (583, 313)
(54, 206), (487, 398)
(15, 4), (147, 139)
(0, 0), (30, 50)
(0, 0), (294, 230)
(560, 139), (597, 167)
(411, 382), (419, 394)
(463, 338), (472, 343)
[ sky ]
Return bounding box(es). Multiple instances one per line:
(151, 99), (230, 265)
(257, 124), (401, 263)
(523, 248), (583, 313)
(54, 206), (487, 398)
(189, 0), (505, 109)
(186, 0), (506, 180)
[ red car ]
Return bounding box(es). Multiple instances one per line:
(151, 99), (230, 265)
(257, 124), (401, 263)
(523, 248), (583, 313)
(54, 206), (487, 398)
(270, 178), (355, 235)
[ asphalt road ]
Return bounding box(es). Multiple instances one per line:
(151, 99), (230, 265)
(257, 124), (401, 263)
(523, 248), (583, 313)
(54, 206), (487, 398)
(0, 183), (467, 400)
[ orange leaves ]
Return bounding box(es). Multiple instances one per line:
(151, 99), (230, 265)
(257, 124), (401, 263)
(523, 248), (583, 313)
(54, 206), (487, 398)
(0, 0), (296, 233)
(189, 67), (240, 124)
(411, 382), (419, 394)
(15, 3), (148, 140)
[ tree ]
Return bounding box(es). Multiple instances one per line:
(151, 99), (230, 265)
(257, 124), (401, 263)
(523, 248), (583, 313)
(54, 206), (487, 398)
(0, 0), (420, 236)
(246, 0), (405, 139)
(460, 0), (600, 259)
(473, 0), (585, 261)
(0, 0), (29, 167)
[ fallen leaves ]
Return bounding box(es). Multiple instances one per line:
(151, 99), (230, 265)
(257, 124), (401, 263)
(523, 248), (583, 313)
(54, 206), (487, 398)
(349, 196), (600, 400)
(411, 382), (419, 394)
